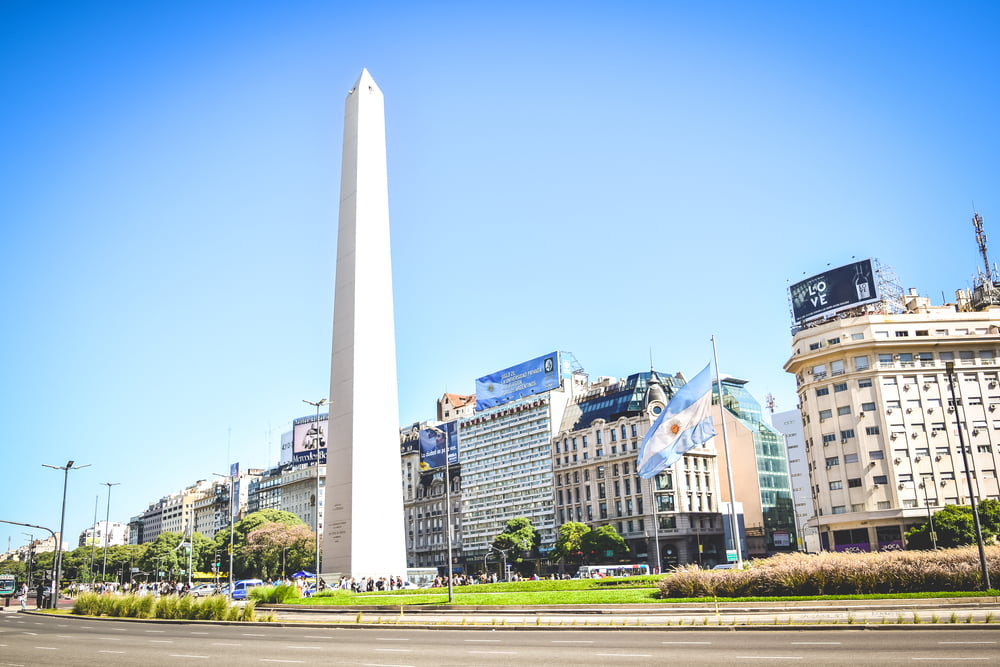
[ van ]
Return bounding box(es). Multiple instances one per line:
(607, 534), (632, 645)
(230, 579), (265, 600)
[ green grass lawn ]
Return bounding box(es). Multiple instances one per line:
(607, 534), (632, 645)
(278, 577), (997, 607)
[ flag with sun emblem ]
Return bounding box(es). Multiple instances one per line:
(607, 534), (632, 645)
(637, 364), (716, 478)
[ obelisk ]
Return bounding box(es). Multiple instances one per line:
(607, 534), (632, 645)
(323, 69), (406, 580)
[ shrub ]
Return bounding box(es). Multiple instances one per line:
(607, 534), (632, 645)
(251, 583), (301, 604)
(657, 545), (1000, 598)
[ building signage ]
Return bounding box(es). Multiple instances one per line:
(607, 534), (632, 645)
(292, 414), (328, 463)
(475, 352), (560, 410)
(418, 420), (458, 471)
(790, 259), (879, 325)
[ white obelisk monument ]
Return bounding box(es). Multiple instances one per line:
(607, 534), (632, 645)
(323, 69), (407, 580)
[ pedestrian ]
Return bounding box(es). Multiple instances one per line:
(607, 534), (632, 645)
(18, 583), (28, 611)
(36, 582), (46, 609)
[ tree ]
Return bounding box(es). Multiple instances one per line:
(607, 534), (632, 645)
(492, 517), (540, 562)
(906, 503), (999, 549)
(550, 522), (589, 564)
(581, 524), (629, 563)
(214, 510), (309, 579)
(244, 523), (314, 580)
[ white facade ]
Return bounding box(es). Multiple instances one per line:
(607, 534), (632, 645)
(79, 521), (129, 548)
(770, 409), (819, 552)
(785, 294), (1000, 551)
(324, 69), (407, 579)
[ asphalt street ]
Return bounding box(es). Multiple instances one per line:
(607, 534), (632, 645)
(2, 611), (999, 666)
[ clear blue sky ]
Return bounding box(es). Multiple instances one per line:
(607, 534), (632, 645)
(2, 1), (998, 554)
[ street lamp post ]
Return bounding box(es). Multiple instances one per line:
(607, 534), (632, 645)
(42, 460), (90, 608)
(101, 482), (120, 582)
(917, 479), (938, 550)
(303, 398), (327, 587)
(426, 425), (454, 603)
(282, 546), (290, 580)
(22, 533), (34, 588)
(945, 362), (991, 590)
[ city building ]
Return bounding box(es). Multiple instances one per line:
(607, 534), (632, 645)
(786, 271), (1000, 551)
(78, 521), (129, 548)
(770, 409), (819, 552)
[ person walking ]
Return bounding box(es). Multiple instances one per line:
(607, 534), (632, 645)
(36, 582), (46, 609)
(18, 583), (28, 611)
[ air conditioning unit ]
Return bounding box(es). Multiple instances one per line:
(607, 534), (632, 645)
(890, 433), (898, 440)
(859, 411), (865, 418)
(973, 429), (980, 436)
(915, 456), (922, 462)
(990, 405), (997, 412)
(906, 408), (913, 413)
(947, 407), (955, 413)
(887, 408), (894, 414)
(923, 384), (931, 390)
(904, 384), (911, 391)
(842, 439), (849, 444)
(912, 433), (919, 439)
(823, 441), (829, 447)
(935, 455), (943, 461)
(898, 483), (906, 490)
(928, 407), (934, 413)
(869, 461), (877, 467)
(940, 480), (947, 487)
(894, 457), (902, 464)
(873, 483), (880, 488)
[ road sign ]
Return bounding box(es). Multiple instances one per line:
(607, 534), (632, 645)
(726, 550), (738, 562)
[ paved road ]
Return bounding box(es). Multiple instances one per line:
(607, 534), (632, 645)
(2, 612), (999, 666)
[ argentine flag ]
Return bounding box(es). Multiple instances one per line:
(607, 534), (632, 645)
(637, 364), (716, 479)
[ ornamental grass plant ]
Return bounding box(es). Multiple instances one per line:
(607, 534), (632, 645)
(657, 545), (1000, 598)
(70, 592), (267, 621)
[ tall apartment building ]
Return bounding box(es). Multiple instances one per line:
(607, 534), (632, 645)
(770, 409), (819, 552)
(786, 287), (1000, 551)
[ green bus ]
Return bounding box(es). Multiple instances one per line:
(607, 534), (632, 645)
(0, 574), (16, 597)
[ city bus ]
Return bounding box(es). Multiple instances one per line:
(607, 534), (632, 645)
(575, 564), (650, 578)
(0, 574), (16, 598)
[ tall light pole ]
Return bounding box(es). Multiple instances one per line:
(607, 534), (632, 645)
(303, 398), (327, 586)
(42, 460), (90, 608)
(22, 533), (34, 588)
(918, 478), (938, 550)
(945, 362), (991, 590)
(426, 425), (454, 603)
(101, 482), (120, 582)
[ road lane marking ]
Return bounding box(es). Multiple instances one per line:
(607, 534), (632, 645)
(468, 650), (516, 655)
(663, 641), (712, 645)
(211, 642), (242, 646)
(304, 635), (332, 639)
(375, 648), (413, 652)
(376, 637), (410, 641)
(464, 639), (502, 642)
(259, 661), (304, 664)
(33, 647), (57, 650)
(149, 640), (174, 643)
(99, 650), (125, 654)
(553, 640), (594, 643)
(243, 633), (268, 637)
(735, 657), (802, 661)
(145, 629), (165, 633)
(169, 655), (209, 659)
(912, 659), (991, 661)
(286, 646), (321, 649)
(361, 663), (415, 667)
(190, 631), (209, 635)
(596, 654), (653, 658)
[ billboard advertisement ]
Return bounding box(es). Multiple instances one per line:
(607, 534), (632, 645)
(293, 414), (327, 464)
(279, 430), (293, 465)
(475, 351), (560, 410)
(790, 259), (879, 325)
(419, 420), (459, 471)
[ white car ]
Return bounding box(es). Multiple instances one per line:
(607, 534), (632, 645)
(187, 583), (219, 597)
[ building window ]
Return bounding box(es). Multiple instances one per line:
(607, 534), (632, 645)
(855, 356), (870, 371)
(819, 409), (833, 420)
(848, 478), (862, 488)
(829, 481), (843, 490)
(825, 457), (840, 467)
(816, 387), (830, 397)
(840, 429), (855, 440)
(861, 402), (876, 412)
(832, 506), (847, 514)
(834, 383), (848, 393)
(865, 426), (881, 435)
(869, 449), (885, 460)
(873, 475), (888, 484)
(838, 406), (852, 416)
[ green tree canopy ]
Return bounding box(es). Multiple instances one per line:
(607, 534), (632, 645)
(550, 521), (589, 563)
(492, 517), (540, 563)
(214, 509), (308, 579)
(905, 502), (999, 549)
(581, 524), (629, 563)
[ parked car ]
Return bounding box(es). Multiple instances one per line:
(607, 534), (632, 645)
(186, 583), (219, 597)
(712, 563), (736, 570)
(229, 579), (265, 600)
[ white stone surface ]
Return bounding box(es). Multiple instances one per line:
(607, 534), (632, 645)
(322, 69), (407, 581)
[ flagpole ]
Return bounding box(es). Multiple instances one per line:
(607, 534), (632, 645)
(711, 335), (743, 569)
(647, 477), (662, 573)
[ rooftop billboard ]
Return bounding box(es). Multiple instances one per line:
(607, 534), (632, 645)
(475, 352), (560, 410)
(292, 414), (327, 464)
(790, 259), (879, 326)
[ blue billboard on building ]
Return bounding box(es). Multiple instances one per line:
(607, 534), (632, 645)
(475, 351), (561, 411)
(419, 420), (458, 471)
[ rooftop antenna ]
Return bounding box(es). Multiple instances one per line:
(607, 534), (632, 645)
(973, 210), (992, 284)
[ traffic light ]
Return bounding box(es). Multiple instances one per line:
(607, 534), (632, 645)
(214, 552), (221, 569)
